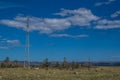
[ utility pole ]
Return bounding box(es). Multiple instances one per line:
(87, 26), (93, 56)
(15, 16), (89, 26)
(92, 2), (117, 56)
(24, 17), (30, 69)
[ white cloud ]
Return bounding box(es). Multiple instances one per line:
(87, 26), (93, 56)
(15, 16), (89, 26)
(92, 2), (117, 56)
(95, 0), (115, 6)
(111, 10), (120, 18)
(0, 8), (99, 34)
(0, 46), (9, 49)
(55, 8), (99, 26)
(50, 34), (88, 38)
(0, 20), (26, 30)
(6, 40), (20, 46)
(95, 19), (120, 29)
(0, 38), (21, 49)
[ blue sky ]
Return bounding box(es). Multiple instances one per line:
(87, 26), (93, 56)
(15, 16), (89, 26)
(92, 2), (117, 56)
(0, 0), (120, 62)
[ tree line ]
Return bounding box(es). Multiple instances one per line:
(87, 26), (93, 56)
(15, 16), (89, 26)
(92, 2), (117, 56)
(0, 57), (22, 68)
(0, 57), (92, 70)
(40, 57), (80, 70)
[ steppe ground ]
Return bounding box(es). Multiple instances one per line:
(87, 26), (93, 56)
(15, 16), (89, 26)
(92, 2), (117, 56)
(0, 67), (120, 80)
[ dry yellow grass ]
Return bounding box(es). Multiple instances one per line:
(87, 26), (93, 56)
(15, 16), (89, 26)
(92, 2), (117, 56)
(0, 67), (120, 80)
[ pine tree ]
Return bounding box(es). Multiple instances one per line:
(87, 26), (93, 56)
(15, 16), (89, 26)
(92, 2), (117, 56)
(1, 57), (11, 68)
(42, 58), (50, 70)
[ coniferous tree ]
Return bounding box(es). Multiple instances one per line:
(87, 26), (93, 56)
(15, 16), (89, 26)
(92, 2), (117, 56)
(42, 58), (50, 70)
(62, 57), (69, 69)
(1, 57), (11, 68)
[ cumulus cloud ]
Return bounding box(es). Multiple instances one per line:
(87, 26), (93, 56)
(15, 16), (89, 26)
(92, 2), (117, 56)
(55, 8), (99, 26)
(6, 40), (20, 46)
(0, 8), (99, 34)
(111, 10), (120, 18)
(50, 34), (88, 38)
(0, 37), (21, 49)
(95, 19), (120, 29)
(2, 7), (120, 32)
(95, 0), (115, 6)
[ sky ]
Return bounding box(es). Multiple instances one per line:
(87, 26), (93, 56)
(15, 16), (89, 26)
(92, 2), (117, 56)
(0, 0), (120, 62)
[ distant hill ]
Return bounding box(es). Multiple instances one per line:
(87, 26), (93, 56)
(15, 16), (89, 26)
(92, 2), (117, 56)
(1, 61), (120, 67)
(25, 61), (120, 67)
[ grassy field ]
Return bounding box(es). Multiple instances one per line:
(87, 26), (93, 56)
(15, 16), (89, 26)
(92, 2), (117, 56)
(0, 67), (120, 80)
